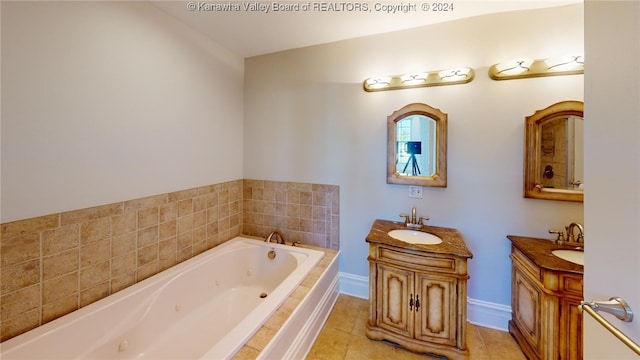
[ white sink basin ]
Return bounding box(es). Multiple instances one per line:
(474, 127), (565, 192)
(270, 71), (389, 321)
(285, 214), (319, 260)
(388, 229), (443, 245)
(551, 249), (584, 266)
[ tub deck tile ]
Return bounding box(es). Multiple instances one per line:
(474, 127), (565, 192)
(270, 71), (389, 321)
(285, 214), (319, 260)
(231, 246), (336, 360)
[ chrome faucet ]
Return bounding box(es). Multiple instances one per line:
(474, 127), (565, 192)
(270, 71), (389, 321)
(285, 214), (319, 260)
(265, 229), (285, 244)
(400, 207), (429, 229)
(566, 222), (584, 243)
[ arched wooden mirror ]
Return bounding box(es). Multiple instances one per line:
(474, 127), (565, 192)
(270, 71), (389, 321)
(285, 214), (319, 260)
(524, 100), (584, 202)
(387, 103), (447, 187)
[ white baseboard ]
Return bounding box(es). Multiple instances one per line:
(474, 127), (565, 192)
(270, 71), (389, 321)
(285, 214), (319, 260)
(338, 272), (512, 332)
(466, 297), (512, 332)
(338, 272), (368, 299)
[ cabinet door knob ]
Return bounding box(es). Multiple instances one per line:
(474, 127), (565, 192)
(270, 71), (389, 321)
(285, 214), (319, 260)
(409, 294), (414, 311)
(415, 295), (420, 311)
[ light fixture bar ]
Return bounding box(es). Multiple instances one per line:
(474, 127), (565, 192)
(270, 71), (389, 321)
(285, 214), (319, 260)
(363, 67), (474, 92)
(489, 55), (584, 80)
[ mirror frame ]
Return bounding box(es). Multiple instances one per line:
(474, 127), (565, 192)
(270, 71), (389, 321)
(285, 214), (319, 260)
(387, 103), (447, 187)
(523, 100), (584, 202)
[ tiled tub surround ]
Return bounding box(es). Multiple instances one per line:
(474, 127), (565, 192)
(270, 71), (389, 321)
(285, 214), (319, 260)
(242, 180), (339, 250)
(2, 237), (339, 359)
(0, 179), (340, 342)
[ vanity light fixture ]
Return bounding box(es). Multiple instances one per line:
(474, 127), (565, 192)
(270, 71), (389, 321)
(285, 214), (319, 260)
(489, 55), (583, 80)
(363, 67), (474, 92)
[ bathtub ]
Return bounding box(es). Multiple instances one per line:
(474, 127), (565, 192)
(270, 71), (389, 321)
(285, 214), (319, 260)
(1, 236), (339, 359)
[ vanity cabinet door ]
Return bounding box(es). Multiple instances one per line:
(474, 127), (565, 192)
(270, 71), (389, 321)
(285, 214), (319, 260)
(512, 265), (542, 354)
(559, 296), (583, 360)
(377, 263), (414, 338)
(414, 273), (457, 346)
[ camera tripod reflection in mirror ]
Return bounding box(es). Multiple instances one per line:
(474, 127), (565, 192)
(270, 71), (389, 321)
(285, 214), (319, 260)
(402, 141), (422, 176)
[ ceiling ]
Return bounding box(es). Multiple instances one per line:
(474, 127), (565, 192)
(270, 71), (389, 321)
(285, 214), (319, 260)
(151, 1), (581, 58)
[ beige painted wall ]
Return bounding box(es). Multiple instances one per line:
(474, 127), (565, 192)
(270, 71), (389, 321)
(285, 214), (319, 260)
(584, 1), (640, 357)
(1, 1), (244, 222)
(244, 4), (585, 308)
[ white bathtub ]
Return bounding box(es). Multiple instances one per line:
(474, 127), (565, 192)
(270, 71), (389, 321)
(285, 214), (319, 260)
(1, 236), (339, 359)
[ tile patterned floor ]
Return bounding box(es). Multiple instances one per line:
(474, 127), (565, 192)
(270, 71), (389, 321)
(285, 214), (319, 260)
(307, 294), (527, 360)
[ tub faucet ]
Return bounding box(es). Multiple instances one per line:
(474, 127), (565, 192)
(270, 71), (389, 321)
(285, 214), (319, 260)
(566, 222), (584, 243)
(400, 207), (429, 229)
(266, 230), (286, 244)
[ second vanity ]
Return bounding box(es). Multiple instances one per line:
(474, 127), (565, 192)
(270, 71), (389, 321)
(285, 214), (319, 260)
(366, 219), (473, 359)
(508, 235), (584, 360)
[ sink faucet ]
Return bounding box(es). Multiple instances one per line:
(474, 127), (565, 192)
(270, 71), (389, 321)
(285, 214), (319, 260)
(265, 230), (285, 244)
(400, 207), (429, 229)
(566, 222), (584, 243)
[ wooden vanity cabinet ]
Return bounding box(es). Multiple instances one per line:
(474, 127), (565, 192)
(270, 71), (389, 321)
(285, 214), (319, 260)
(509, 243), (583, 360)
(366, 240), (471, 359)
(376, 263), (458, 346)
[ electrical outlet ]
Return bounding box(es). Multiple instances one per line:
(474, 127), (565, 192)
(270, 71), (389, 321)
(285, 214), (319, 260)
(409, 186), (423, 199)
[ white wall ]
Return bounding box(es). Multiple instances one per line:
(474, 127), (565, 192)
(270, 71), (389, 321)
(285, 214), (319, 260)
(1, 1), (244, 222)
(584, 1), (640, 358)
(244, 4), (584, 313)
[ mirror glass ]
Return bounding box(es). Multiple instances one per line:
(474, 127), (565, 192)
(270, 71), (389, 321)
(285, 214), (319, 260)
(524, 101), (584, 202)
(395, 115), (437, 177)
(387, 103), (447, 187)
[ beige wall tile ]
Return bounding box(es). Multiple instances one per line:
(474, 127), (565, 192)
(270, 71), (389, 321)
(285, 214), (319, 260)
(178, 199), (193, 216)
(168, 188), (198, 202)
(1, 309), (40, 342)
(60, 203), (123, 226)
(111, 272), (135, 294)
(193, 211), (207, 228)
(138, 207), (159, 228)
(112, 232), (136, 257)
(111, 212), (136, 235)
(1, 232), (40, 266)
(137, 260), (158, 281)
(43, 272), (78, 304)
(79, 261), (109, 290)
(112, 252), (136, 277)
(1, 214), (59, 239)
(80, 281), (110, 308)
(193, 196), (208, 212)
(1, 284), (40, 320)
(159, 237), (177, 258)
(1, 259), (40, 293)
(43, 249), (79, 280)
(137, 226), (158, 248)
(194, 227), (206, 244)
(219, 203), (230, 218)
(177, 246), (192, 263)
(177, 214), (193, 234)
(159, 253), (177, 272)
(177, 231), (193, 250)
(193, 240), (207, 256)
(159, 220), (177, 240)
(137, 244), (158, 267)
(206, 193), (219, 208)
(159, 202), (178, 222)
(42, 294), (78, 324)
(124, 194), (167, 213)
(196, 184), (217, 196)
(218, 190), (230, 204)
(218, 218), (230, 232)
(42, 225), (79, 256)
(80, 218), (110, 244)
(80, 238), (110, 268)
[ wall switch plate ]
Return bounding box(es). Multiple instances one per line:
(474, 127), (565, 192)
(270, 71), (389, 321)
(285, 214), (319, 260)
(409, 186), (423, 199)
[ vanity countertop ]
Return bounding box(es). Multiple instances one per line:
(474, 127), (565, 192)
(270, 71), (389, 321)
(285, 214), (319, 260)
(366, 219), (473, 259)
(507, 235), (583, 275)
